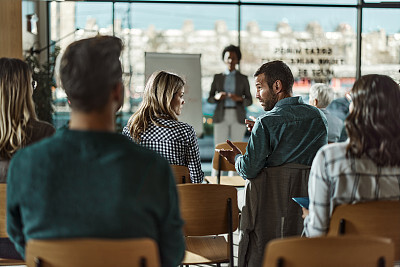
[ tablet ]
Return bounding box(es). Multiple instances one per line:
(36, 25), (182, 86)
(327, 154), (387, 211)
(292, 197), (310, 209)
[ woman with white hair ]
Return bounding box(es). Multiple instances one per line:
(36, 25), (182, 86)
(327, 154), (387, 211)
(123, 70), (204, 183)
(309, 83), (343, 143)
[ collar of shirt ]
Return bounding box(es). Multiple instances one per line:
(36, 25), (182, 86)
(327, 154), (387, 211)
(275, 96), (304, 108)
(224, 69), (237, 76)
(320, 108), (330, 115)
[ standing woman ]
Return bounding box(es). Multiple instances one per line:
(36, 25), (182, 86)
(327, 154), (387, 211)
(303, 74), (400, 237)
(0, 58), (55, 258)
(208, 45), (253, 146)
(123, 71), (204, 183)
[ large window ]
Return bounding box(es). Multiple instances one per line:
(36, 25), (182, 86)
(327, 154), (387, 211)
(48, 1), (400, 129)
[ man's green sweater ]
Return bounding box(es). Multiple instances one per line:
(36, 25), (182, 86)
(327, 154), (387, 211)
(6, 128), (185, 267)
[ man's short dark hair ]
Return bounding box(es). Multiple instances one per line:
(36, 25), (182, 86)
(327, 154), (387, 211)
(222, 45), (242, 62)
(60, 36), (123, 112)
(254, 60), (294, 94)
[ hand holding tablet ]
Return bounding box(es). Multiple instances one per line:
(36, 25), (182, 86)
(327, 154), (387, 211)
(292, 197), (310, 210)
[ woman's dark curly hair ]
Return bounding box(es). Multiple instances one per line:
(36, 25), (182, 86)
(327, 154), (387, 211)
(346, 74), (400, 166)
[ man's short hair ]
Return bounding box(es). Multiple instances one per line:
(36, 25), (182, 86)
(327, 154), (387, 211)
(60, 36), (123, 112)
(254, 60), (294, 94)
(309, 83), (334, 108)
(222, 45), (242, 62)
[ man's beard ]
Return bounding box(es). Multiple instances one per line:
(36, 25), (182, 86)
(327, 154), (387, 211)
(261, 92), (278, 111)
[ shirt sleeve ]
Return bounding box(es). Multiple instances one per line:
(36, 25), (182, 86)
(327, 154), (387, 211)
(6, 153), (26, 258)
(185, 126), (204, 183)
(158, 164), (186, 267)
(235, 118), (271, 179)
(304, 149), (331, 237)
(207, 74), (219, 104)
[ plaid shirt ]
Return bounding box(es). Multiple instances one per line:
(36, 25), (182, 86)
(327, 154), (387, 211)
(304, 141), (400, 237)
(122, 117), (204, 183)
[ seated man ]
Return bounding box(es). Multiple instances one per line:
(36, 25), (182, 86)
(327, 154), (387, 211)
(309, 83), (343, 143)
(6, 36), (185, 267)
(220, 61), (327, 267)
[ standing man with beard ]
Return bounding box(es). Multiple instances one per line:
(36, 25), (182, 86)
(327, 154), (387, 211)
(219, 60), (327, 267)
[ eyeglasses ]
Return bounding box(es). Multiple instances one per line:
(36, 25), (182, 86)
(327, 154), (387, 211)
(32, 80), (37, 90)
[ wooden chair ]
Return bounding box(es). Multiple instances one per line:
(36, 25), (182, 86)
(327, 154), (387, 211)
(0, 183), (25, 266)
(0, 184), (7, 239)
(328, 200), (400, 262)
(263, 236), (395, 267)
(170, 165), (191, 184)
(177, 184), (239, 267)
(25, 238), (160, 267)
(205, 142), (247, 186)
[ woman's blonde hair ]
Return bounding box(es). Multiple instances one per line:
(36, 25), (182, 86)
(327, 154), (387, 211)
(128, 71), (185, 142)
(0, 58), (37, 159)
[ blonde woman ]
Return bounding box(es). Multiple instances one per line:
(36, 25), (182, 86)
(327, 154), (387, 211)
(123, 71), (204, 183)
(0, 58), (55, 258)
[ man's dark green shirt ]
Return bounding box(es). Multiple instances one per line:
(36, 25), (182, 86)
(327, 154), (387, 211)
(236, 96), (328, 179)
(6, 128), (185, 267)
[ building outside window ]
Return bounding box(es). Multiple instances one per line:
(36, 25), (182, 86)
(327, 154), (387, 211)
(48, 1), (400, 131)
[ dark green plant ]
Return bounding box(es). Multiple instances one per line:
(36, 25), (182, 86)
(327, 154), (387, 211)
(25, 46), (60, 124)
(115, 111), (125, 133)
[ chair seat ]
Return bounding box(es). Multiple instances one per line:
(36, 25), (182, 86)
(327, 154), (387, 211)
(0, 258), (25, 266)
(182, 236), (229, 264)
(205, 176), (245, 187)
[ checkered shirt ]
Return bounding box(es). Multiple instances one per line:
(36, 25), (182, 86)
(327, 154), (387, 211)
(122, 117), (204, 183)
(304, 141), (400, 237)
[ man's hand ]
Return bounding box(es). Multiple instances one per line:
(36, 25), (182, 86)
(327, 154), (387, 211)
(302, 207), (309, 219)
(245, 116), (256, 132)
(214, 92), (227, 101)
(218, 139), (243, 165)
(228, 93), (243, 102)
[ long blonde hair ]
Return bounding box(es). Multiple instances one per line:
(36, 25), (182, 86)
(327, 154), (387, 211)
(128, 71), (185, 142)
(0, 58), (37, 159)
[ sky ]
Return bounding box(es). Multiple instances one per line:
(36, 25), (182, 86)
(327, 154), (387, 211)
(75, 2), (400, 34)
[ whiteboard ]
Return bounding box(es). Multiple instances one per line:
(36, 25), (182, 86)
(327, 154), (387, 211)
(145, 52), (203, 136)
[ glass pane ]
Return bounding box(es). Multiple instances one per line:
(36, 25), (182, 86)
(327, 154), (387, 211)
(364, 0), (399, 2)
(241, 0), (356, 4)
(361, 8), (400, 81)
(242, 6), (357, 97)
(50, 1), (114, 128)
(115, 0), (238, 2)
(114, 3), (238, 117)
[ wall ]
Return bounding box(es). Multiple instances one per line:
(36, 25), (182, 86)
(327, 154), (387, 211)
(0, 0), (23, 59)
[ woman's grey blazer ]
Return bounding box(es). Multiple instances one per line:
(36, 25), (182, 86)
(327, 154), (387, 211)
(207, 71), (253, 124)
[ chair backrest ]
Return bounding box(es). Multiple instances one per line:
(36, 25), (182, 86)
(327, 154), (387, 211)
(263, 236), (394, 267)
(170, 165), (191, 184)
(25, 238), (160, 267)
(212, 142), (247, 172)
(0, 183), (7, 238)
(328, 200), (400, 261)
(177, 184), (239, 236)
